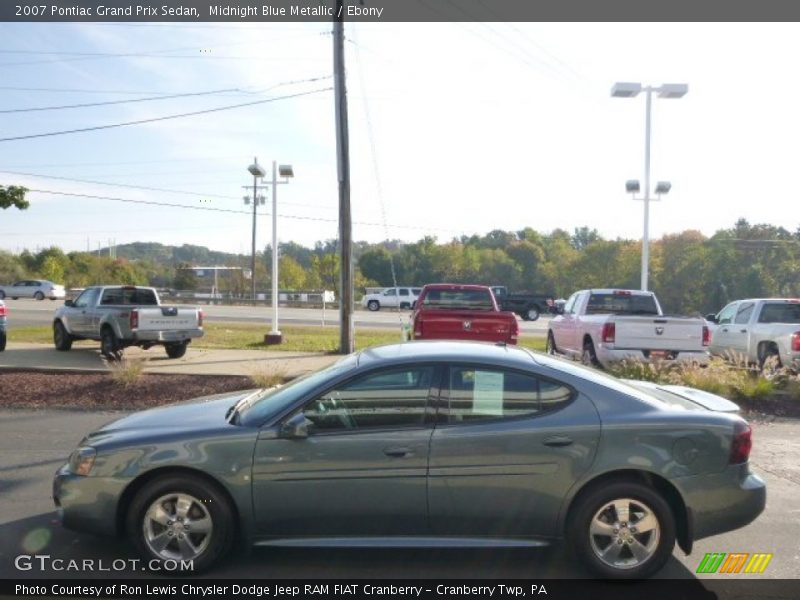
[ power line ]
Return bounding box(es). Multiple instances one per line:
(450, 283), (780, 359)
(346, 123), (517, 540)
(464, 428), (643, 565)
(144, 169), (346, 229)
(0, 87), (333, 143)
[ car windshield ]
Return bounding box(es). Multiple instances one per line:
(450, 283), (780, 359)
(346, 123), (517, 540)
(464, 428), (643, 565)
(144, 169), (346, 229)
(237, 355), (357, 426)
(585, 293), (659, 315)
(423, 289), (494, 310)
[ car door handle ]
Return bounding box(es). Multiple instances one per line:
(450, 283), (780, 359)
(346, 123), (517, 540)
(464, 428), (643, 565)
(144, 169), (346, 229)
(543, 436), (573, 447)
(739, 329), (747, 333)
(383, 446), (413, 458)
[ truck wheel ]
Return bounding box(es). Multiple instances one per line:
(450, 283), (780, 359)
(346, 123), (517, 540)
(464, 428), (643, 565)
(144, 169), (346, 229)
(569, 482), (675, 579)
(100, 327), (122, 361)
(582, 340), (601, 368)
(53, 321), (73, 351)
(34, 291), (45, 301)
(525, 306), (540, 321)
(758, 344), (782, 379)
(0, 290), (5, 299)
(399, 302), (410, 310)
(165, 342), (188, 359)
(546, 332), (557, 355)
(0, 331), (6, 352)
(367, 300), (380, 312)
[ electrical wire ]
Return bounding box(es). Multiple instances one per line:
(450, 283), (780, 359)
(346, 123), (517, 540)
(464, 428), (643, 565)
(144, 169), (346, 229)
(0, 87), (333, 142)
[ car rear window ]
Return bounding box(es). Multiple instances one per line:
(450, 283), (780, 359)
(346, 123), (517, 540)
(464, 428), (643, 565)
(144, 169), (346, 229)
(422, 289), (494, 310)
(585, 293), (659, 315)
(100, 288), (158, 305)
(757, 302), (800, 324)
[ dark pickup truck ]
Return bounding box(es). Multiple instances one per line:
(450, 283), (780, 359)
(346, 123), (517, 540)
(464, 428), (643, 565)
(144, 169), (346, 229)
(490, 286), (555, 321)
(409, 284), (519, 345)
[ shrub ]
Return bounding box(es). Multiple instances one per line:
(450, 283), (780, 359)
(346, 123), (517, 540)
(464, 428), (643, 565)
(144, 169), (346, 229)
(109, 357), (147, 388)
(249, 363), (288, 389)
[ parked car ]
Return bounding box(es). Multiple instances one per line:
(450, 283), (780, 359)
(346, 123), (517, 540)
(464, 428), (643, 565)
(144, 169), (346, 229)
(625, 380), (740, 413)
(706, 298), (800, 373)
(53, 341), (765, 578)
(0, 300), (6, 351)
(547, 289), (710, 368)
(0, 279), (65, 300)
(361, 286), (422, 311)
(53, 285), (204, 360)
(490, 285), (555, 321)
(409, 283), (519, 344)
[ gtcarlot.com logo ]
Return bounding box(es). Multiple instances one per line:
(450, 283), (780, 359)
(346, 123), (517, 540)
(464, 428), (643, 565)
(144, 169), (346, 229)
(696, 552), (773, 574)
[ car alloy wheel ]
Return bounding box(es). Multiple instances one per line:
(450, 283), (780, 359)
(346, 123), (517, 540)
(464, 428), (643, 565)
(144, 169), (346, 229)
(34, 291), (44, 301)
(367, 300), (380, 311)
(526, 307), (540, 321)
(589, 497), (660, 571)
(143, 492), (213, 562)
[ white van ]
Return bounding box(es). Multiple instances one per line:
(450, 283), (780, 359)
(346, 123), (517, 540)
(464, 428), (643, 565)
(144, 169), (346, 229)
(361, 287), (422, 311)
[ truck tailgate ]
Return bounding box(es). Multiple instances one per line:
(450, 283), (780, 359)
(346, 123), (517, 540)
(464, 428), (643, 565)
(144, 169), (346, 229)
(614, 317), (703, 352)
(135, 307), (200, 331)
(418, 310), (515, 342)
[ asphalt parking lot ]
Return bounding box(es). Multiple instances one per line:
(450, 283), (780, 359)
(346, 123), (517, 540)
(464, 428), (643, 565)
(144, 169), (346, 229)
(0, 410), (797, 583)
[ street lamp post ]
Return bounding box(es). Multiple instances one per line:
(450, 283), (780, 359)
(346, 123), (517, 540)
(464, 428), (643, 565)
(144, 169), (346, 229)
(246, 158), (267, 302)
(612, 82), (688, 291)
(265, 162), (294, 345)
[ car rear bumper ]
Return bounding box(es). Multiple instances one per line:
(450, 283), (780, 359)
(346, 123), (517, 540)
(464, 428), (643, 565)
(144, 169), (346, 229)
(132, 329), (203, 343)
(674, 463), (766, 541)
(596, 345), (710, 367)
(53, 464), (123, 537)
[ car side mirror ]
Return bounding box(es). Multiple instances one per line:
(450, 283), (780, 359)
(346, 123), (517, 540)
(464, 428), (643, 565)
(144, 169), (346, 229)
(64, 299), (74, 307)
(705, 313), (717, 323)
(279, 412), (311, 439)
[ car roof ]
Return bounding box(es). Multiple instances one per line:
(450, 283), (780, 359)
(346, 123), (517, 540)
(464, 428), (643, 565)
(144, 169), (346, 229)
(357, 340), (535, 368)
(421, 283), (492, 291)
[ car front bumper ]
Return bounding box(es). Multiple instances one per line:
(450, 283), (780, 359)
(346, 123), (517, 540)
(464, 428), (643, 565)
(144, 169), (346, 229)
(596, 345), (710, 368)
(674, 463), (766, 542)
(53, 464), (125, 537)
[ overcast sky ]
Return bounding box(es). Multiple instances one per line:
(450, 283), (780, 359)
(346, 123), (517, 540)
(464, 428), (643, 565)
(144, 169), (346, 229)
(0, 22), (797, 254)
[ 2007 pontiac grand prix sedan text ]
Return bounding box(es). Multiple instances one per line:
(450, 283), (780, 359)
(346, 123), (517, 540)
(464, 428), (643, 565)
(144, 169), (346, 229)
(53, 341), (765, 578)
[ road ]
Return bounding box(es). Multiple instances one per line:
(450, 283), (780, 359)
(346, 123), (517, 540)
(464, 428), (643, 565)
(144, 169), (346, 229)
(0, 410), (797, 584)
(2, 298), (552, 335)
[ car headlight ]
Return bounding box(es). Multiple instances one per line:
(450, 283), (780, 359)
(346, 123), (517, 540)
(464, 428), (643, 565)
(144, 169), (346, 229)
(68, 447), (96, 476)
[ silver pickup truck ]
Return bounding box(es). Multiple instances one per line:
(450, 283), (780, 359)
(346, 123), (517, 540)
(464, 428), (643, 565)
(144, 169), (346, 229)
(53, 286), (203, 360)
(547, 289), (710, 368)
(707, 298), (800, 372)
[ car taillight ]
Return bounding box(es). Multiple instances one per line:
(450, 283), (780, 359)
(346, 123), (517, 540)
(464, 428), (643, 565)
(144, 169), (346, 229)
(130, 309), (139, 330)
(510, 318), (519, 342)
(601, 322), (615, 343)
(198, 310), (204, 328)
(729, 421), (752, 464)
(0, 305), (6, 317)
(702, 325), (711, 346)
(792, 331), (800, 352)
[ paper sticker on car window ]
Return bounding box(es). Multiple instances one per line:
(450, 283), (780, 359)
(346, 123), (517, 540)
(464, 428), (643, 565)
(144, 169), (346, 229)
(473, 370), (504, 416)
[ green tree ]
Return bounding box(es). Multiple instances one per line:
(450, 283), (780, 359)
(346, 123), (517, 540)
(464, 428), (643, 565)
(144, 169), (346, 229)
(0, 185), (29, 210)
(39, 256), (65, 283)
(173, 263), (198, 290)
(279, 256), (307, 289)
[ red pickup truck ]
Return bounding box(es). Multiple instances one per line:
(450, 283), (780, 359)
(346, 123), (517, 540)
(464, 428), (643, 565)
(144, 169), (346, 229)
(409, 284), (519, 344)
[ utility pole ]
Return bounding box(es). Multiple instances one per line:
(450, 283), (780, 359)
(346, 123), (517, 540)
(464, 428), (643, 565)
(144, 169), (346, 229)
(334, 3), (354, 354)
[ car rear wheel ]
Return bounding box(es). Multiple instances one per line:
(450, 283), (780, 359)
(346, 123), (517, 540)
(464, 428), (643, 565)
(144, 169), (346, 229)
(582, 340), (600, 368)
(367, 300), (380, 312)
(0, 331), (6, 352)
(34, 291), (44, 301)
(100, 327), (122, 361)
(0, 290), (5, 299)
(165, 341), (188, 359)
(758, 345), (782, 379)
(569, 482), (675, 579)
(53, 321), (73, 351)
(525, 306), (540, 321)
(127, 474), (235, 573)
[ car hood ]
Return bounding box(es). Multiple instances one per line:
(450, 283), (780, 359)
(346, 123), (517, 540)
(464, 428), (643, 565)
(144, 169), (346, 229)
(84, 389), (261, 443)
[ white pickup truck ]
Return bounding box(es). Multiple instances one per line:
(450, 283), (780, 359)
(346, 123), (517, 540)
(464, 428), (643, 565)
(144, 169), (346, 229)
(546, 289), (710, 368)
(706, 298), (800, 371)
(53, 285), (204, 360)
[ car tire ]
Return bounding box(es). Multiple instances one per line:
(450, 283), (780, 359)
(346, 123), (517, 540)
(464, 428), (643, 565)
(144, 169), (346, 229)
(411, 301), (417, 310)
(546, 332), (557, 355)
(53, 321), (73, 351)
(569, 481), (676, 579)
(165, 341), (188, 359)
(100, 327), (122, 361)
(0, 331), (6, 352)
(758, 345), (782, 379)
(34, 291), (44, 301)
(0, 290), (5, 299)
(582, 340), (601, 368)
(11, 297), (18, 300)
(367, 300), (380, 312)
(127, 474), (235, 574)
(526, 306), (540, 321)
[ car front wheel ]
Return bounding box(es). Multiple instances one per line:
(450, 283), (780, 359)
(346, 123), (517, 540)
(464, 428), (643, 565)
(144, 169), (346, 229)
(34, 291), (44, 300)
(367, 300), (380, 311)
(127, 475), (235, 573)
(53, 321), (73, 351)
(569, 482), (675, 579)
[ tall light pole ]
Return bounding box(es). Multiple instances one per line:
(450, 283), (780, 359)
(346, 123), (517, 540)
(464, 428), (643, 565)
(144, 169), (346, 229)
(612, 82), (688, 291)
(265, 161), (294, 345)
(246, 158), (267, 302)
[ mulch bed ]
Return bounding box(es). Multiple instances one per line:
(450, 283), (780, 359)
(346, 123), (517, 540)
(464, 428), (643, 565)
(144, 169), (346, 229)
(0, 369), (254, 410)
